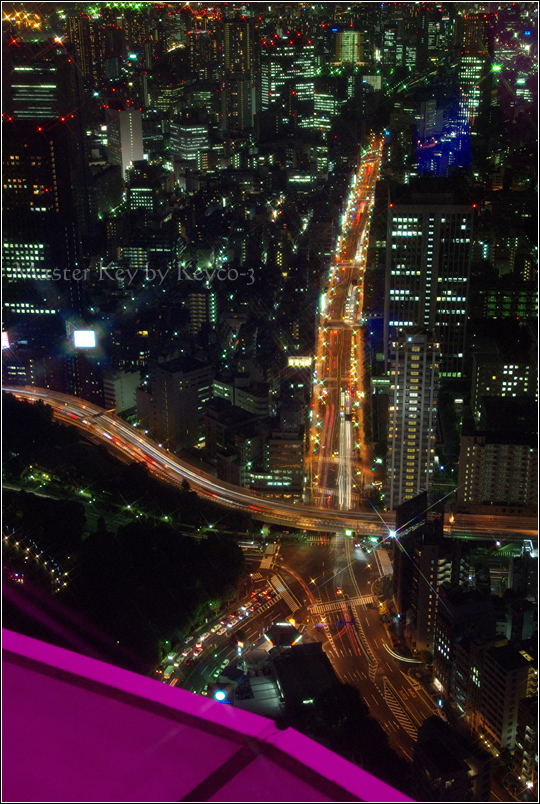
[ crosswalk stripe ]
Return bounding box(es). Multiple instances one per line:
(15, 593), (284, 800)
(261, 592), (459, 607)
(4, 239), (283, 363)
(383, 678), (417, 739)
(258, 596), (281, 613)
(270, 575), (301, 612)
(281, 592), (299, 612)
(269, 581), (298, 613)
(308, 594), (374, 614)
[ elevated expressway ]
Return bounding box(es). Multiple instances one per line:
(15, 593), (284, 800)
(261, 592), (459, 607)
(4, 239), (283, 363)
(3, 385), (537, 542)
(309, 135), (382, 512)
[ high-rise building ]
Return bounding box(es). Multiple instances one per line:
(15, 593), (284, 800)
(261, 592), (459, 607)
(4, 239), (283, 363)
(509, 552), (538, 601)
(393, 492), (431, 618)
(106, 108), (144, 179)
(457, 397), (537, 513)
(260, 42), (291, 113)
(458, 13), (493, 126)
(65, 350), (105, 406)
(434, 585), (538, 756)
(457, 433), (537, 512)
(264, 431), (304, 496)
(220, 76), (254, 134)
(2, 39), (90, 330)
(471, 352), (535, 418)
(221, 18), (254, 77)
(335, 31), (364, 64)
(187, 29), (218, 81)
(219, 17), (256, 135)
(142, 357), (213, 451)
(458, 54), (491, 126)
(103, 370), (140, 414)
(393, 492), (468, 653)
(3, 40), (64, 121)
(478, 643), (537, 753)
(382, 25), (397, 66)
(386, 332), (439, 510)
(384, 179), (473, 377)
(259, 36), (315, 126)
(291, 40), (316, 108)
(189, 290), (217, 337)
(461, 12), (492, 56)
(124, 160), (164, 216)
(408, 534), (469, 653)
(479, 282), (538, 321)
(67, 14), (94, 84)
(1, 346), (64, 391)
(433, 585), (498, 709)
(170, 122), (210, 168)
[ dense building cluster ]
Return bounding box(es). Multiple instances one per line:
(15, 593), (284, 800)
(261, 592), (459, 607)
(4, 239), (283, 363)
(2, 1), (536, 509)
(1, 3), (538, 800)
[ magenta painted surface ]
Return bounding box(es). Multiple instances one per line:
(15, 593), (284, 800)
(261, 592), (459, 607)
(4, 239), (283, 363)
(3, 629), (415, 802)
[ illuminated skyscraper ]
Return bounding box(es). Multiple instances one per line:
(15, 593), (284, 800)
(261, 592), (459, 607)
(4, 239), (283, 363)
(170, 122), (210, 169)
(384, 180), (473, 378)
(259, 35), (315, 126)
(147, 357), (213, 450)
(106, 108), (144, 179)
(2, 40), (90, 329)
(219, 16), (255, 135)
(189, 289), (217, 337)
(220, 77), (254, 134)
(392, 491), (468, 654)
(386, 331), (439, 510)
(260, 42), (291, 113)
(461, 12), (491, 55)
(68, 14), (94, 84)
(188, 29), (218, 81)
(221, 17), (254, 76)
(335, 30), (363, 64)
(458, 13), (493, 126)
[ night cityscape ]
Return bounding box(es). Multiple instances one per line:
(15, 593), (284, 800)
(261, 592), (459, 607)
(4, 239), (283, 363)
(2, 2), (538, 802)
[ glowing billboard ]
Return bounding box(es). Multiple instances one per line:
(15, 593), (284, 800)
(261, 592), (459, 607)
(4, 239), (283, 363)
(73, 330), (97, 349)
(288, 356), (312, 368)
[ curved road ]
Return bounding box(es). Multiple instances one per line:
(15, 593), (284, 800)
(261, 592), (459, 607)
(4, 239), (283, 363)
(3, 385), (536, 541)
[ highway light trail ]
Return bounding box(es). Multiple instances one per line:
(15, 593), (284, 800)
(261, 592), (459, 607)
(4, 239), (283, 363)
(309, 135), (384, 511)
(4, 386), (535, 540)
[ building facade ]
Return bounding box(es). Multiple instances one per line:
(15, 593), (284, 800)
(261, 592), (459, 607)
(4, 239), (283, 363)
(145, 357), (213, 451)
(386, 331), (439, 510)
(384, 180), (473, 378)
(106, 108), (144, 179)
(457, 434), (538, 511)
